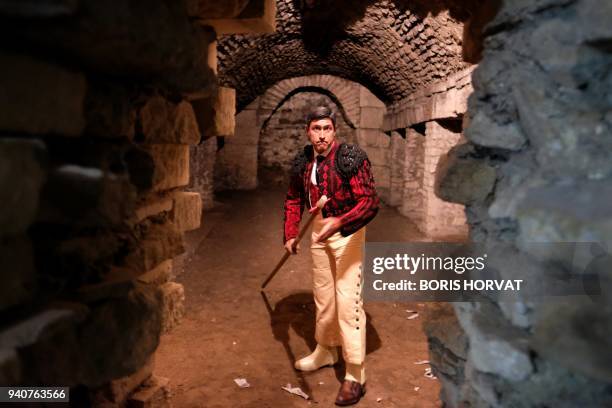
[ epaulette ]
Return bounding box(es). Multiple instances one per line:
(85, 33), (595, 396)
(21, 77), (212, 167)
(291, 144), (314, 177)
(334, 143), (368, 180)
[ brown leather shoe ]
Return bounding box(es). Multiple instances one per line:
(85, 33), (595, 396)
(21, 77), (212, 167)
(335, 380), (366, 406)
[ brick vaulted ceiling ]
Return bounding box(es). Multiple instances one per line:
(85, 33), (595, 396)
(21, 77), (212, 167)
(219, 0), (479, 110)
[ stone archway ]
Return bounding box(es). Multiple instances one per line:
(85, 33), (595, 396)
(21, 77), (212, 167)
(214, 74), (388, 192)
(257, 87), (356, 187)
(258, 75), (361, 126)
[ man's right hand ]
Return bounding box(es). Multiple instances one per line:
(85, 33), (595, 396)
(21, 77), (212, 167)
(284, 238), (299, 255)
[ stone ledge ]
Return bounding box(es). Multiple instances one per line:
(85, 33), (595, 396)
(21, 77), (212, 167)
(383, 67), (476, 131)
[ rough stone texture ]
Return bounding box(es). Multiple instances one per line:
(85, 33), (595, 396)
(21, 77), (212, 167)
(0, 138), (46, 236)
(259, 75), (361, 126)
(135, 198), (174, 224)
(142, 145), (190, 192)
(122, 223), (185, 274)
(422, 303), (468, 407)
(10, 285), (162, 386)
(0, 237), (36, 312)
(0, 53), (86, 136)
(436, 144), (497, 206)
(137, 260), (173, 286)
(37, 164), (137, 228)
(2, 0), (217, 94)
(84, 82), (137, 140)
(219, 0), (471, 110)
(139, 96), (201, 145)
(383, 67), (474, 131)
(192, 87), (236, 139)
(171, 192), (202, 232)
(389, 132), (406, 207)
(400, 128), (426, 226)
(0, 0), (261, 400)
(127, 375), (171, 408)
(214, 107), (259, 190)
(199, 0), (276, 34)
(92, 356), (155, 405)
(424, 121), (468, 238)
(159, 282), (185, 334)
(435, 0), (612, 406)
(189, 137), (217, 209)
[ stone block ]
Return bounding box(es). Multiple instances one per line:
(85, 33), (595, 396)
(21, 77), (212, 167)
(186, 0), (250, 19)
(435, 145), (496, 205)
(0, 53), (86, 136)
(371, 165), (390, 188)
(0, 138), (46, 236)
(85, 82), (136, 140)
(192, 87), (236, 139)
(359, 107), (384, 129)
(159, 282), (185, 333)
(19, 285), (162, 386)
(365, 148), (389, 167)
(200, 0), (276, 34)
(235, 109), (260, 144)
(208, 40), (218, 75)
(532, 301), (612, 383)
(76, 279), (135, 304)
(137, 260), (173, 286)
(139, 96), (201, 145)
(466, 111), (526, 150)
(356, 129), (380, 147)
(127, 375), (170, 408)
(377, 132), (391, 148)
(454, 302), (533, 382)
(123, 223), (184, 273)
(94, 356), (155, 405)
(142, 145), (190, 192)
(11, 1), (216, 94)
(172, 192), (202, 232)
(0, 237), (36, 312)
(38, 164), (137, 227)
(189, 137), (217, 210)
(516, 180), (612, 243)
(359, 86), (385, 108)
(135, 198), (174, 223)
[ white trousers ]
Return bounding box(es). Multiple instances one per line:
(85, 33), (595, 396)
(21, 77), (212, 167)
(310, 213), (366, 365)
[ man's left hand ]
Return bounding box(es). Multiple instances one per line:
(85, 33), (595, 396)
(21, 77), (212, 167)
(313, 217), (342, 243)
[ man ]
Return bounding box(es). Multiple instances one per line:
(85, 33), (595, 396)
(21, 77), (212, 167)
(283, 106), (379, 406)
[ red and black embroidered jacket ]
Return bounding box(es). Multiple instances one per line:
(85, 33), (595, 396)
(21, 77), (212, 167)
(283, 141), (379, 243)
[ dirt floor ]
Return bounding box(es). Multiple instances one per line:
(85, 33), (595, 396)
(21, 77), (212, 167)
(155, 189), (442, 408)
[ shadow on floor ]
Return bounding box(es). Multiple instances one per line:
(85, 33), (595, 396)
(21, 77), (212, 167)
(261, 291), (382, 388)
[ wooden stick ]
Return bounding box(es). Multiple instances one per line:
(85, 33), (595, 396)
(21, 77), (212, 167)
(261, 195), (327, 290)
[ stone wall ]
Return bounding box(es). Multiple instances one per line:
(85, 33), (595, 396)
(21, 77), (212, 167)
(431, 0), (612, 407)
(0, 0), (269, 405)
(423, 121), (468, 239)
(189, 137), (217, 210)
(401, 128), (427, 228)
(383, 69), (473, 239)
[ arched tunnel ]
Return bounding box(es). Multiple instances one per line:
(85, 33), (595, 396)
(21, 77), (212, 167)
(1, 0), (611, 407)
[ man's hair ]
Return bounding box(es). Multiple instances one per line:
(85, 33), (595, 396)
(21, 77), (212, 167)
(306, 106), (336, 129)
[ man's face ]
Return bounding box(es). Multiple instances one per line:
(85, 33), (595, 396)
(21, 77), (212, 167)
(307, 118), (336, 154)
